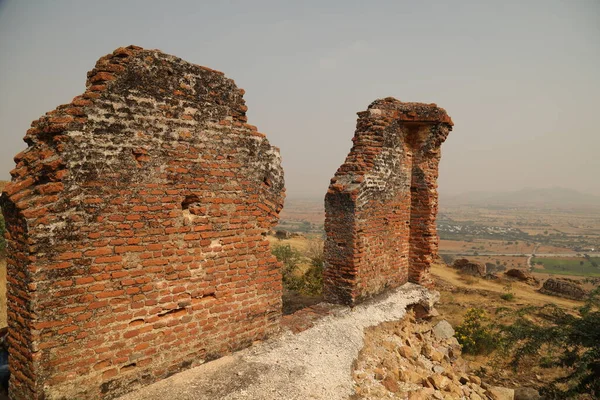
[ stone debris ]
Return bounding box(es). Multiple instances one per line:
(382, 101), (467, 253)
(352, 314), (513, 400)
(432, 320), (455, 340)
(514, 386), (541, 400)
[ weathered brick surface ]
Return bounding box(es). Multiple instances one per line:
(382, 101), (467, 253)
(324, 98), (452, 305)
(0, 46), (285, 399)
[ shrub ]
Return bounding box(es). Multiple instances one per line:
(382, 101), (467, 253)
(498, 287), (600, 398)
(501, 282), (515, 301)
(301, 238), (324, 296)
(455, 308), (499, 355)
(500, 293), (515, 301)
(271, 240), (324, 296)
(272, 244), (303, 291)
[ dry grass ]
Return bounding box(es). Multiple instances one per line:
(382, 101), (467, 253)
(431, 261), (581, 309)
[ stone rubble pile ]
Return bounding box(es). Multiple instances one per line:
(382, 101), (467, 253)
(352, 313), (514, 400)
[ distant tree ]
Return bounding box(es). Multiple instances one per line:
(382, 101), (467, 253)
(299, 220), (311, 233)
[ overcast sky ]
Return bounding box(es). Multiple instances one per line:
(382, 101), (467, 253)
(1, 0), (599, 198)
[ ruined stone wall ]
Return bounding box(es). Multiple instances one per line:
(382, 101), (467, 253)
(0, 46), (285, 400)
(324, 98), (452, 305)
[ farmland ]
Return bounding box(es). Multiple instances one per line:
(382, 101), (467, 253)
(532, 256), (600, 277)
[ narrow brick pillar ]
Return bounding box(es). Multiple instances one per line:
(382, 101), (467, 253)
(324, 98), (452, 305)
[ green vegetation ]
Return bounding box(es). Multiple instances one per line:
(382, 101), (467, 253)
(500, 282), (515, 301)
(455, 308), (498, 355)
(498, 288), (600, 398)
(272, 243), (303, 291)
(456, 289), (600, 398)
(271, 239), (323, 296)
(532, 257), (600, 277)
(500, 293), (515, 301)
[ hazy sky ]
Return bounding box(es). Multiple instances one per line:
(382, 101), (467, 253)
(1, 0), (599, 198)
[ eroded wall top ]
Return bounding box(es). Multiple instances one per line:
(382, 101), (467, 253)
(1, 46), (284, 400)
(324, 98), (452, 305)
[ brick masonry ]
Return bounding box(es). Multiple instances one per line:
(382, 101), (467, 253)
(324, 98), (453, 305)
(0, 46), (285, 399)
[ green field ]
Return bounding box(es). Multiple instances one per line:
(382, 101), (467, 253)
(532, 257), (600, 277)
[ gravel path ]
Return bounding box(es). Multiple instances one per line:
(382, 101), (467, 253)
(118, 283), (435, 400)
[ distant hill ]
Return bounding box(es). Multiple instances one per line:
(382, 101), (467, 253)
(441, 187), (600, 210)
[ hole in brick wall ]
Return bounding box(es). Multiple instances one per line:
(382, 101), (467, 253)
(181, 195), (200, 210)
(128, 319), (145, 327)
(263, 176), (272, 187)
(36, 174), (51, 185)
(182, 195), (202, 223)
(121, 363), (137, 373)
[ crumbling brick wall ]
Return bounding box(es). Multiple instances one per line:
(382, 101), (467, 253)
(324, 98), (452, 305)
(0, 46), (285, 400)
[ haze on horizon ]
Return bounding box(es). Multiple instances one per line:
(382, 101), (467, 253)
(0, 0), (599, 199)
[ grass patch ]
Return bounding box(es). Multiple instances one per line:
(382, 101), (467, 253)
(532, 257), (600, 277)
(500, 293), (515, 301)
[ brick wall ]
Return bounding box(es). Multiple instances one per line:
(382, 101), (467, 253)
(324, 98), (452, 305)
(0, 46), (285, 399)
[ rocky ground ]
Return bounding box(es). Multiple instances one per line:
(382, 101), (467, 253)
(352, 313), (514, 400)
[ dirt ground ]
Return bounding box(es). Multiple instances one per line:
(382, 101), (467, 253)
(430, 262), (585, 391)
(431, 262), (580, 310)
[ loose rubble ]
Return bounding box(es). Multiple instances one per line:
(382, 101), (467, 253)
(352, 313), (514, 400)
